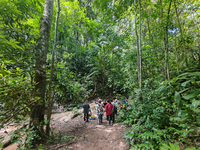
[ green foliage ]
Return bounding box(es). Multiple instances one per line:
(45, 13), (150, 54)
(119, 71), (200, 149)
(0, 62), (35, 126)
(160, 142), (200, 150)
(11, 123), (75, 150)
(160, 142), (180, 150)
(0, 142), (2, 148)
(1, 0), (200, 147)
(11, 126), (42, 150)
(53, 60), (87, 103)
(72, 107), (78, 115)
(61, 135), (75, 143)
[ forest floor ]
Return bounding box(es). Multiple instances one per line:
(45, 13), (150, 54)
(46, 102), (129, 150)
(2, 102), (130, 150)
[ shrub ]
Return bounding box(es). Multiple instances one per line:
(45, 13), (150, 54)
(118, 71), (200, 149)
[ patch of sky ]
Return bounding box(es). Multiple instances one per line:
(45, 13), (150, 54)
(168, 28), (179, 34)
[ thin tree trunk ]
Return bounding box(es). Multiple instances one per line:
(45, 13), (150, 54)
(52, 46), (58, 109)
(134, 0), (139, 65)
(174, 0), (188, 67)
(134, 0), (142, 101)
(147, 16), (153, 44)
(191, 8), (200, 69)
(198, 53), (200, 69)
(30, 0), (54, 141)
(46, 0), (60, 135)
(160, 0), (163, 22)
(138, 0), (142, 91)
(111, 49), (114, 93)
(102, 46), (105, 94)
(164, 0), (172, 80)
(175, 32), (179, 74)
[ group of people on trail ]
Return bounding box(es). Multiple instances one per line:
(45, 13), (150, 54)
(83, 98), (118, 125)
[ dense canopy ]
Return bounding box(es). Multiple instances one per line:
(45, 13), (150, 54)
(0, 0), (200, 149)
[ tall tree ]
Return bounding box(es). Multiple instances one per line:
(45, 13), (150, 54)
(30, 0), (54, 138)
(164, 0), (172, 80)
(174, 0), (188, 68)
(134, 0), (142, 100)
(46, 0), (60, 135)
(138, 0), (142, 92)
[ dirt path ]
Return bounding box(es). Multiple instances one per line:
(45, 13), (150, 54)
(50, 103), (130, 150)
(59, 117), (129, 150)
(2, 102), (129, 150)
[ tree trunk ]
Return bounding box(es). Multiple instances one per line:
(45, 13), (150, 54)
(134, 0), (139, 72)
(102, 46), (106, 94)
(160, 0), (163, 20)
(146, 16), (152, 44)
(134, 0), (142, 102)
(198, 52), (200, 69)
(46, 0), (60, 135)
(174, 0), (188, 67)
(175, 33), (179, 74)
(191, 9), (200, 69)
(30, 0), (54, 140)
(164, 0), (172, 80)
(138, 0), (142, 91)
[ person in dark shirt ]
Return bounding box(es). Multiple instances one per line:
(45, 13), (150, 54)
(103, 100), (107, 108)
(111, 99), (117, 123)
(83, 100), (90, 122)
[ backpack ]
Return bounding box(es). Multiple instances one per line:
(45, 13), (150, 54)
(113, 105), (117, 113)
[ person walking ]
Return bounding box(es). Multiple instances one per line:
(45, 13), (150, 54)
(99, 100), (104, 124)
(105, 100), (113, 125)
(83, 100), (90, 122)
(103, 100), (107, 108)
(95, 100), (103, 124)
(111, 99), (117, 123)
(95, 100), (100, 124)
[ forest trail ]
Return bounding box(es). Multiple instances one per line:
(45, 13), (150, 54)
(48, 102), (130, 150)
(2, 102), (129, 150)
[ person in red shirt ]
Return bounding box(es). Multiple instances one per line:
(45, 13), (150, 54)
(105, 100), (113, 125)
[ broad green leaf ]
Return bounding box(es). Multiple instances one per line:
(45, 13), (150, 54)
(185, 147), (197, 150)
(194, 147), (199, 150)
(181, 80), (191, 87)
(174, 91), (181, 103)
(169, 142), (180, 150)
(192, 109), (200, 113)
(177, 88), (190, 94)
(192, 100), (200, 108)
(183, 90), (200, 100)
(128, 133), (134, 138)
(197, 115), (200, 124)
(173, 77), (179, 82)
(160, 143), (171, 150)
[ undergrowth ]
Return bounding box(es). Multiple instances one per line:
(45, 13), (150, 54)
(10, 125), (75, 150)
(117, 71), (200, 149)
